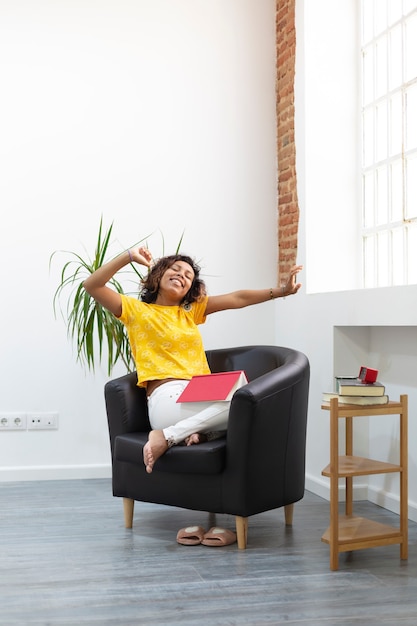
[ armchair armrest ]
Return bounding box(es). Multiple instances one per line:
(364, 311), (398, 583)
(223, 355), (310, 514)
(228, 357), (308, 441)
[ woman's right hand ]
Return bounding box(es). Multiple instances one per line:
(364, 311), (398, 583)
(84, 246), (151, 317)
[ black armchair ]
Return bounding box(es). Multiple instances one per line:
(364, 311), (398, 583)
(104, 345), (310, 548)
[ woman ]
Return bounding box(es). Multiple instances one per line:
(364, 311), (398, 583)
(83, 246), (302, 473)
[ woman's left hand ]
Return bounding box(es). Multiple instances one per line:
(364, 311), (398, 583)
(130, 246), (153, 267)
(282, 264), (303, 296)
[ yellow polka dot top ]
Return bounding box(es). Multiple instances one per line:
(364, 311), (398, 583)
(118, 294), (211, 387)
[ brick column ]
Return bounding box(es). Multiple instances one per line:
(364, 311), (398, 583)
(276, 0), (299, 281)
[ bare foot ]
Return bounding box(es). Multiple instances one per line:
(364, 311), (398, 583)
(143, 430), (169, 473)
(185, 433), (208, 446)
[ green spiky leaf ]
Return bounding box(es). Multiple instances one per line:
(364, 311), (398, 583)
(50, 217), (185, 376)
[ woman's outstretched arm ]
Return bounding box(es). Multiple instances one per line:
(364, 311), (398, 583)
(205, 264), (302, 315)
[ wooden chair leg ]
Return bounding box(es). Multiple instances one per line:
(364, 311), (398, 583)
(235, 515), (248, 549)
(284, 504), (294, 526)
(284, 503), (294, 526)
(123, 497), (134, 528)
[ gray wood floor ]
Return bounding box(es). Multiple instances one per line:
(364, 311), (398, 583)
(1, 479), (416, 625)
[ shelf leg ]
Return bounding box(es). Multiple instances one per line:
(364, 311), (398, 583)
(329, 398), (339, 571)
(400, 394), (408, 560)
(345, 416), (353, 516)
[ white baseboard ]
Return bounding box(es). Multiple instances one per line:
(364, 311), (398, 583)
(305, 473), (368, 502)
(368, 485), (417, 523)
(306, 473), (417, 523)
(0, 464), (112, 482)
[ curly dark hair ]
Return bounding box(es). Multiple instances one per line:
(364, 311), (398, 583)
(140, 254), (206, 304)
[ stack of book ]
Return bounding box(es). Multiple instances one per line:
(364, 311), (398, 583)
(322, 376), (389, 406)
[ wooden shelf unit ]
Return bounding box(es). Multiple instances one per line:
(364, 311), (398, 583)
(321, 395), (408, 571)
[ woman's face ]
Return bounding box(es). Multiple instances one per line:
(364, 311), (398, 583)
(159, 260), (195, 301)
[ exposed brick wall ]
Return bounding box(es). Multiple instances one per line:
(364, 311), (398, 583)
(276, 0), (299, 281)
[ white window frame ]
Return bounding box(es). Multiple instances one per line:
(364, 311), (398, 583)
(361, 0), (417, 288)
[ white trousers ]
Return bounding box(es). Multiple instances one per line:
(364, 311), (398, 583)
(147, 380), (231, 446)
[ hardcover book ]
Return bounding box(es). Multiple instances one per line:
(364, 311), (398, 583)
(176, 370), (248, 403)
(336, 378), (385, 396)
(322, 392), (389, 406)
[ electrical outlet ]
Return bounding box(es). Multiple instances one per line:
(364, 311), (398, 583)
(0, 413), (27, 430)
(27, 412), (59, 430)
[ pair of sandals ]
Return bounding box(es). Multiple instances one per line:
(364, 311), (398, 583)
(176, 525), (237, 547)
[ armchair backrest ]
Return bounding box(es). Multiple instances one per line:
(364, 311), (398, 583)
(206, 345), (296, 381)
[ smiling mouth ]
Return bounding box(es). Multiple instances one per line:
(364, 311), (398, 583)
(170, 278), (184, 287)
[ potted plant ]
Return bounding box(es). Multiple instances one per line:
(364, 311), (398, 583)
(50, 217), (184, 376)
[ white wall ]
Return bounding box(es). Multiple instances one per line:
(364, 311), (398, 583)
(283, 0), (417, 521)
(0, 0), (278, 480)
(4, 0), (414, 529)
(302, 0), (361, 293)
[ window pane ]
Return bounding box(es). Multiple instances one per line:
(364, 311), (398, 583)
(389, 25), (403, 89)
(376, 165), (388, 223)
(375, 36), (388, 98)
(363, 235), (376, 288)
(377, 230), (390, 286)
(388, 0), (402, 24)
(406, 84), (417, 150)
(362, 0), (374, 43)
(391, 228), (404, 285)
(406, 154), (417, 218)
(407, 224), (417, 283)
(375, 0), (388, 36)
(376, 100), (388, 161)
(363, 46), (374, 105)
(390, 92), (402, 156)
(404, 0), (417, 14)
(363, 107), (374, 166)
(391, 159), (403, 221)
(363, 172), (375, 226)
(405, 14), (417, 81)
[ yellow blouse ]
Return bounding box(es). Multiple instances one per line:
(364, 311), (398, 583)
(118, 294), (211, 387)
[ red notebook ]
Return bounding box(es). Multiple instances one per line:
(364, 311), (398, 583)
(176, 370), (248, 403)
